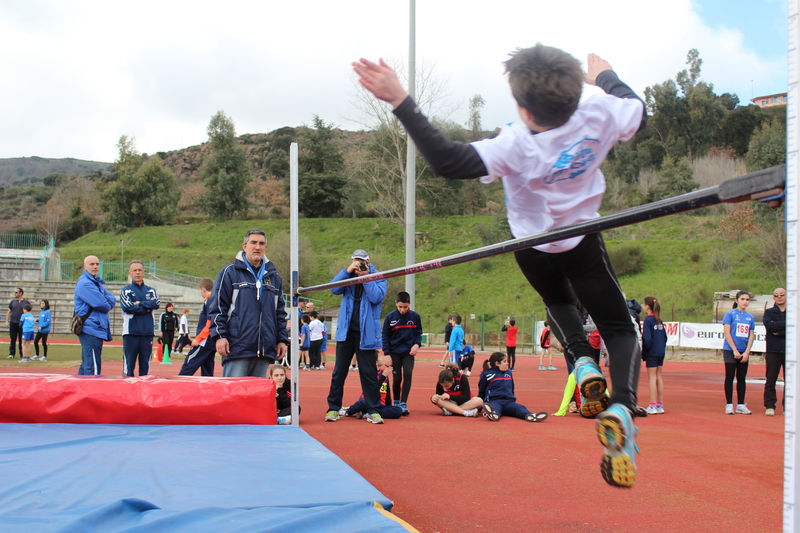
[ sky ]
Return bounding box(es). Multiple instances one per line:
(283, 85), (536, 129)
(0, 0), (789, 163)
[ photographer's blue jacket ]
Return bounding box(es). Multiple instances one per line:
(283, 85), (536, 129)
(331, 264), (387, 350)
(208, 251), (289, 362)
(120, 281), (160, 336)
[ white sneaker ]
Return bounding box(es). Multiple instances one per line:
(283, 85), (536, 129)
(465, 370), (471, 376)
(463, 408), (478, 417)
(725, 404), (734, 415)
(736, 404), (752, 415)
(338, 407), (349, 417)
(656, 405), (664, 414)
(277, 416), (291, 425)
(766, 408), (776, 416)
(441, 408), (452, 416)
(645, 405), (659, 415)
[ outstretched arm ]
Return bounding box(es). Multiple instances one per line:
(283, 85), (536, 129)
(353, 58), (409, 108)
(585, 53), (648, 132)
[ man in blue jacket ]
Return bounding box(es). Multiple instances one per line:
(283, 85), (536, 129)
(208, 229), (288, 378)
(74, 255), (117, 375)
(325, 249), (387, 424)
(120, 260), (160, 376)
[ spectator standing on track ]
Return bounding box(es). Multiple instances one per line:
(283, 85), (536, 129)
(448, 315), (465, 366)
(440, 315), (454, 367)
(173, 307), (191, 354)
(539, 321), (556, 370)
(382, 291), (423, 416)
(432, 362), (484, 416)
(324, 249), (387, 424)
(120, 260), (160, 377)
(208, 230), (288, 378)
(33, 300), (51, 361)
(308, 311), (325, 370)
(354, 46), (646, 486)
(722, 291), (755, 415)
(74, 255), (117, 375)
(502, 317), (519, 370)
(763, 288), (787, 416)
(159, 303), (179, 361)
(6, 287), (30, 359)
(299, 314), (311, 370)
(19, 304), (35, 363)
(178, 277), (216, 376)
(641, 297), (667, 415)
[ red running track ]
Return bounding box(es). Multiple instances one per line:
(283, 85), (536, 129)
(1, 347), (783, 533)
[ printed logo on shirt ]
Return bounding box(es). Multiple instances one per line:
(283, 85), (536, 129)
(545, 138), (599, 184)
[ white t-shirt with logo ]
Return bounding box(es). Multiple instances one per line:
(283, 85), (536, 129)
(308, 319), (325, 342)
(472, 94), (643, 253)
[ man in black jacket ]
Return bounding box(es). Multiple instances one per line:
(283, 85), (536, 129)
(763, 288), (787, 416)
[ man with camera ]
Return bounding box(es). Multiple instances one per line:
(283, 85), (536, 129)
(324, 249), (387, 424)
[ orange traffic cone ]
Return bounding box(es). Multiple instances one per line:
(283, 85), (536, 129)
(153, 342), (163, 363)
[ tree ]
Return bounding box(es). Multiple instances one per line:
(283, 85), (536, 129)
(198, 111), (252, 220)
(467, 94), (486, 142)
(349, 59), (460, 225)
(746, 118), (786, 172)
(647, 156), (697, 202)
(297, 116), (347, 217)
(100, 136), (180, 229)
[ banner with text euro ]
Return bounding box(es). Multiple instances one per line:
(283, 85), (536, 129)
(678, 323), (766, 352)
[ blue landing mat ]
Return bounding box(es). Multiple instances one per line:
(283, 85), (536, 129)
(0, 424), (415, 533)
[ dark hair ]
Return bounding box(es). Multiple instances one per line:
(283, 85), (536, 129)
(165, 302), (174, 311)
(16, 287), (24, 295)
(509, 318), (516, 326)
(732, 290), (750, 309)
(317, 314), (325, 322)
(544, 320), (549, 327)
(243, 229), (267, 244)
(482, 351), (507, 372)
(438, 363), (460, 385)
(396, 291), (411, 304)
(200, 277), (214, 291)
(308, 311), (318, 319)
(643, 296), (661, 324)
(505, 43), (583, 129)
(453, 314), (462, 325)
(40, 299), (50, 310)
(301, 314), (311, 324)
(22, 303), (32, 312)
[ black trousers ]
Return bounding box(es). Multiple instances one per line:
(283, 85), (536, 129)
(34, 332), (48, 357)
(326, 330), (379, 413)
(390, 353), (415, 404)
(8, 322), (22, 356)
(764, 351), (785, 409)
(513, 233), (640, 410)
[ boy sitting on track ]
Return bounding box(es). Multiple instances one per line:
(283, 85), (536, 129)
(354, 44), (647, 488)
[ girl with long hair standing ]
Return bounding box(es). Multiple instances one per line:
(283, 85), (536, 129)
(641, 297), (667, 414)
(722, 291), (755, 415)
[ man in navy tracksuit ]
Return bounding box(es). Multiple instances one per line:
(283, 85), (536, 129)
(207, 229), (289, 378)
(382, 291), (422, 415)
(120, 260), (160, 376)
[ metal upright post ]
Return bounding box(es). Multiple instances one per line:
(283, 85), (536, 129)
(405, 0), (417, 308)
(290, 142), (300, 426)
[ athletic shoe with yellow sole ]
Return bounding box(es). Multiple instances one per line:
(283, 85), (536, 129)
(580, 395), (610, 418)
(596, 403), (639, 488)
(574, 357), (608, 417)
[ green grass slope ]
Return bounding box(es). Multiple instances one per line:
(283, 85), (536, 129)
(59, 213), (784, 329)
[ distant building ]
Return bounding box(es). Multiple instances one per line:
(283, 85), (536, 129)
(751, 93), (787, 108)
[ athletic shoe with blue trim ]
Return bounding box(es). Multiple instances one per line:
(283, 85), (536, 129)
(574, 357), (608, 417)
(596, 403), (639, 488)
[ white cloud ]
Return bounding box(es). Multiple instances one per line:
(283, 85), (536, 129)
(0, 0), (788, 162)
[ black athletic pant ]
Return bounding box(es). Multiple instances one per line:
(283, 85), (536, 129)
(174, 333), (190, 353)
(514, 233), (640, 411)
(724, 356), (749, 405)
(34, 332), (48, 357)
(327, 330), (379, 413)
(506, 346), (516, 369)
(390, 353), (415, 404)
(8, 322), (22, 356)
(459, 353), (475, 372)
(161, 330), (175, 356)
(309, 339), (323, 368)
(764, 352), (785, 409)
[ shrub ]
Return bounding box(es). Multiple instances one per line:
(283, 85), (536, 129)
(608, 245), (643, 276)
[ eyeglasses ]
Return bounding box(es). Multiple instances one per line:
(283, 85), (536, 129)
(774, 293), (786, 297)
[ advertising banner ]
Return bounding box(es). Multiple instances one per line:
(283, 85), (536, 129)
(678, 323), (766, 352)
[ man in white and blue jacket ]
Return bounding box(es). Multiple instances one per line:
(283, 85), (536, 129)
(120, 260), (160, 376)
(207, 229), (288, 378)
(325, 249), (387, 423)
(74, 255), (117, 375)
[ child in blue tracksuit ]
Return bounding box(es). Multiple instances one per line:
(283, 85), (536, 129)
(478, 352), (547, 422)
(342, 355), (403, 420)
(34, 300), (51, 361)
(20, 304), (35, 363)
(641, 296), (668, 415)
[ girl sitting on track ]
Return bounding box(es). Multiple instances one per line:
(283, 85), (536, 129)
(431, 362), (484, 416)
(269, 364), (296, 425)
(478, 352), (548, 422)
